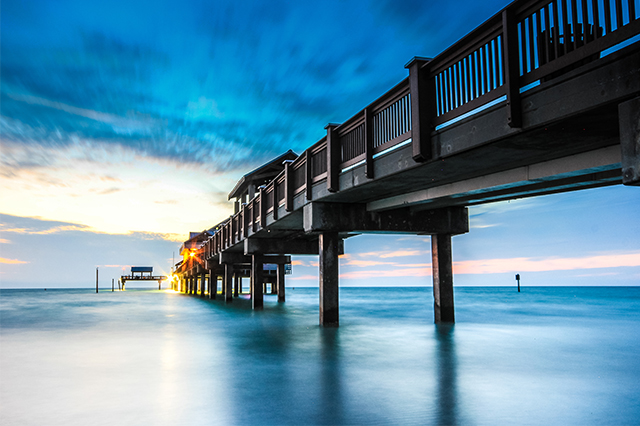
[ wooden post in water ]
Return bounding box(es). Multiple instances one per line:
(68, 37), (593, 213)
(112, 278), (114, 292)
(224, 264), (233, 303)
(252, 254), (264, 309)
(96, 267), (98, 293)
(277, 263), (285, 302)
(233, 274), (239, 297)
(431, 234), (454, 323)
(319, 232), (340, 326)
(516, 274), (521, 292)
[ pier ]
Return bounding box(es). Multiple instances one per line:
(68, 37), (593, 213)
(121, 267), (167, 290)
(173, 0), (639, 325)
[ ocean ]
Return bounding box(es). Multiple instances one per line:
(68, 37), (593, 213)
(1, 286), (639, 426)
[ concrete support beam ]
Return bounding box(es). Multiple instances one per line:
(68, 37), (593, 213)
(224, 264), (233, 303)
(620, 96), (640, 186)
(277, 263), (285, 302)
(219, 252), (252, 265)
(304, 202), (468, 235)
(252, 254), (264, 310)
(319, 232), (340, 327)
(245, 238), (320, 255)
(431, 234), (454, 323)
(200, 273), (205, 297)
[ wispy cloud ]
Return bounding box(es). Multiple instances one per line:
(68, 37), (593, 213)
(453, 252), (640, 274)
(1, 224), (91, 235)
(7, 93), (157, 131)
(0, 239), (11, 244)
(359, 250), (424, 258)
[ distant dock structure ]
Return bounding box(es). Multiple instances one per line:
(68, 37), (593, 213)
(121, 267), (167, 290)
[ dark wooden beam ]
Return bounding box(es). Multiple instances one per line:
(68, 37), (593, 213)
(303, 202), (468, 235)
(244, 237), (320, 255)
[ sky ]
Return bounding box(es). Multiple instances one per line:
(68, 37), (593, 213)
(1, 0), (639, 289)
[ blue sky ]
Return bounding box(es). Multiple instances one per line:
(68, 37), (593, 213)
(1, 0), (639, 288)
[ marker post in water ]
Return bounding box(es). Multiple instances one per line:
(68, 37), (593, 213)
(96, 267), (99, 293)
(515, 274), (521, 292)
(112, 278), (114, 292)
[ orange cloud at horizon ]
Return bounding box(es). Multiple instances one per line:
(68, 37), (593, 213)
(453, 252), (640, 274)
(0, 257), (29, 264)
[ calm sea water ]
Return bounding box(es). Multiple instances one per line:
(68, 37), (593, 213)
(1, 287), (639, 426)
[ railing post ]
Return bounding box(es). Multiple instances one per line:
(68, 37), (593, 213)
(259, 187), (267, 228)
(364, 107), (374, 178)
(326, 123), (340, 192)
(284, 161), (293, 212)
(251, 200), (257, 233)
(243, 203), (250, 236)
(230, 216), (235, 245)
(406, 57), (434, 162)
(305, 150), (313, 201)
(502, 8), (522, 128)
(272, 188), (279, 220)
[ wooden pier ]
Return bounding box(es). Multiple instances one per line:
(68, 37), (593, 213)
(173, 0), (640, 326)
(121, 267), (167, 290)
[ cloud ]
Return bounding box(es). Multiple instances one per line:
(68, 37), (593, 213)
(341, 267), (431, 280)
(0, 214), (185, 242)
(0, 257), (29, 264)
(453, 253), (640, 274)
(343, 259), (397, 267)
(0, 239), (11, 244)
(359, 250), (424, 258)
(1, 224), (91, 235)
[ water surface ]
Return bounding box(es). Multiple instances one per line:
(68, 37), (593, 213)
(1, 287), (639, 425)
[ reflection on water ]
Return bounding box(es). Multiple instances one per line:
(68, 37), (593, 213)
(1, 287), (639, 425)
(435, 324), (457, 426)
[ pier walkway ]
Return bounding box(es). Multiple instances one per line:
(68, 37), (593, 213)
(173, 0), (640, 325)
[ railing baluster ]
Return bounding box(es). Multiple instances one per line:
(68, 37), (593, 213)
(562, 0), (571, 51)
(570, 0), (580, 49)
(484, 43), (490, 92)
(528, 15), (536, 70)
(592, 0), (601, 38)
(615, 0), (624, 29)
(604, 0), (612, 33)
(581, 0), (590, 43)
(535, 9), (544, 67)
(630, 0), (637, 21)
(488, 40), (495, 90)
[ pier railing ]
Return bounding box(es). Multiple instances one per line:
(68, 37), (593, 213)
(196, 0), (638, 265)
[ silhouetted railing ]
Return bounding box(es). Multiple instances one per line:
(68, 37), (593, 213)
(194, 0), (638, 265)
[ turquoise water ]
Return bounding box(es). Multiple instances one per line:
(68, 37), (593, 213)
(1, 287), (639, 425)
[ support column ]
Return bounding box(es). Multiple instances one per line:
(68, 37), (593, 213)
(620, 96), (640, 186)
(319, 232), (340, 327)
(252, 254), (264, 310)
(224, 264), (233, 303)
(431, 234), (454, 323)
(234, 274), (239, 297)
(277, 263), (285, 302)
(200, 272), (205, 297)
(209, 270), (216, 299)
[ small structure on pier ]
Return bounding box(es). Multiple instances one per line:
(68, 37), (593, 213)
(121, 267), (167, 290)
